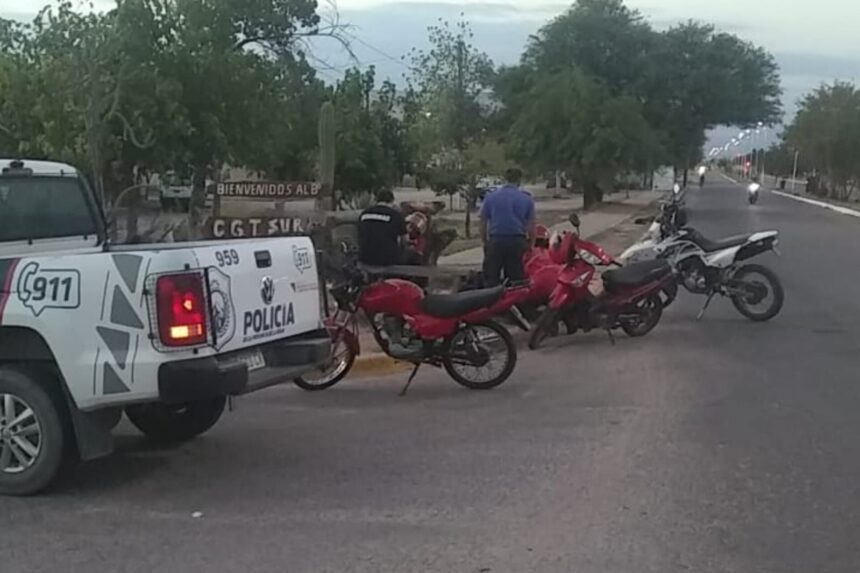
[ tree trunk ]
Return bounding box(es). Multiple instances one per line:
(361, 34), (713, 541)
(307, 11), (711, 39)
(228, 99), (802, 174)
(464, 187), (478, 239)
(125, 190), (141, 242)
(465, 207), (471, 239)
(189, 161), (208, 231)
(583, 180), (602, 210)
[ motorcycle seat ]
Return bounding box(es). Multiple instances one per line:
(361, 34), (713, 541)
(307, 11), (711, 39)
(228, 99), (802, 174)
(603, 260), (672, 290)
(685, 230), (752, 252)
(422, 286), (505, 318)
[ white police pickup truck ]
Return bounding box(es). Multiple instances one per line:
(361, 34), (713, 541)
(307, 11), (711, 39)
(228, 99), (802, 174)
(0, 159), (329, 495)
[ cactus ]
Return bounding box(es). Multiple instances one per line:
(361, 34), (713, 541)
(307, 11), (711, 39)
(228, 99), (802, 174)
(318, 101), (336, 211)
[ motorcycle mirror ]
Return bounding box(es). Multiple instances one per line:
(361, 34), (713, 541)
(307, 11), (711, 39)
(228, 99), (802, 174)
(568, 213), (581, 229)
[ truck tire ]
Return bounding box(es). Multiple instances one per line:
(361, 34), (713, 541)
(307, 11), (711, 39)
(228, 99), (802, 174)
(125, 397), (226, 443)
(0, 366), (69, 496)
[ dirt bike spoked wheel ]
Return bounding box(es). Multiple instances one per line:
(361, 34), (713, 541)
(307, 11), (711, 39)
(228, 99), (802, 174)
(443, 321), (517, 390)
(528, 308), (563, 350)
(620, 294), (664, 337)
(293, 336), (356, 391)
(729, 264), (784, 322)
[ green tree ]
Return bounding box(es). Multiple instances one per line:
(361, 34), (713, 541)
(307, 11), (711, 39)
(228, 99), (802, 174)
(332, 67), (389, 203)
(524, 0), (654, 94)
(646, 22), (782, 183)
(784, 82), (860, 200)
(508, 69), (657, 209)
(504, 0), (782, 193)
(1, 0), (344, 218)
(408, 16), (495, 237)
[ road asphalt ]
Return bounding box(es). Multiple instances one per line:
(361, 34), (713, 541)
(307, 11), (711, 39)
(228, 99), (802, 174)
(4, 178), (860, 573)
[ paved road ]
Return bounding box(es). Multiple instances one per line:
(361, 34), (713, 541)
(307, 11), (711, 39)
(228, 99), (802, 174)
(4, 179), (860, 572)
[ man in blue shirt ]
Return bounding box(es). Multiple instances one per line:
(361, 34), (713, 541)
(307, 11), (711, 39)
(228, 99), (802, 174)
(479, 167), (535, 286)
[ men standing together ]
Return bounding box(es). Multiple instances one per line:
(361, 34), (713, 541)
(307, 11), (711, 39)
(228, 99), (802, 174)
(356, 168), (536, 287)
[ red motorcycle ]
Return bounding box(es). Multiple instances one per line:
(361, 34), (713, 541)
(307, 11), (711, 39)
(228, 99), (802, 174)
(518, 225), (563, 321)
(528, 214), (676, 350)
(295, 261), (531, 394)
(458, 225), (559, 325)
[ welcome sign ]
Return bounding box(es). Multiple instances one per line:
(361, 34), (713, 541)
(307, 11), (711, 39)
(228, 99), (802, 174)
(209, 181), (322, 201)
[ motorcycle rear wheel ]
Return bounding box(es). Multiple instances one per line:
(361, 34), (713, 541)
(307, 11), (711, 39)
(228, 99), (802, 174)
(620, 295), (663, 337)
(730, 264), (784, 322)
(443, 321), (517, 390)
(528, 308), (563, 350)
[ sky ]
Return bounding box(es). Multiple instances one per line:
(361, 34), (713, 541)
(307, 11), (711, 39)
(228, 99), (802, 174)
(4, 0), (860, 145)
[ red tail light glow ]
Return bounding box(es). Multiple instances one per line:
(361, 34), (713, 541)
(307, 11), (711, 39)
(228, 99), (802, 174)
(156, 273), (208, 347)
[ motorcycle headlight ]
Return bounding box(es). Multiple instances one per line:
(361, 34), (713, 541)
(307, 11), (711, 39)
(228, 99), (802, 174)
(578, 249), (603, 266)
(571, 273), (590, 288)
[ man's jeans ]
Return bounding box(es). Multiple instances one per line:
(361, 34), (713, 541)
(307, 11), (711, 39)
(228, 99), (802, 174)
(483, 236), (528, 287)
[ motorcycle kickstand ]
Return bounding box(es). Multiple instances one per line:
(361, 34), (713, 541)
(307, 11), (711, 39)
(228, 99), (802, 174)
(606, 328), (616, 346)
(399, 363), (421, 397)
(696, 292), (716, 321)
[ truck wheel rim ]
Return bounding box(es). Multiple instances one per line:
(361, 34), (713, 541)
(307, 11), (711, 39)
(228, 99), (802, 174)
(0, 394), (42, 474)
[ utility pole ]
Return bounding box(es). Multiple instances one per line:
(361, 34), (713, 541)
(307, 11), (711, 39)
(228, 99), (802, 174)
(791, 149), (800, 193)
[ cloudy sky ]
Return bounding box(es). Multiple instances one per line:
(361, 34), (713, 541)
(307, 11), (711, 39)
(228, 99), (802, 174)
(5, 0), (860, 138)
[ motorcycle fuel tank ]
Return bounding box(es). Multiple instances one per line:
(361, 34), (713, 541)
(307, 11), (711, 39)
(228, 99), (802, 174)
(359, 279), (425, 316)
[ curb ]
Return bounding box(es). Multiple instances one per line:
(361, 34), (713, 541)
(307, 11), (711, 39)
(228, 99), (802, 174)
(771, 190), (860, 219)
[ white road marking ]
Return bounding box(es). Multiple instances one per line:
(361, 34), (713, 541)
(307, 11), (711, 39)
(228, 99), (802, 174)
(719, 172), (739, 184)
(771, 190), (860, 219)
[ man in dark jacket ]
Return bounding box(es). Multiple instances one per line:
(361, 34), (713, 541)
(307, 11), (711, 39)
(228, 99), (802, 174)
(358, 189), (420, 266)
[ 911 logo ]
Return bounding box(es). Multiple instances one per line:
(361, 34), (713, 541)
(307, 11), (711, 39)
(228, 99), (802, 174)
(16, 262), (81, 316)
(292, 245), (312, 274)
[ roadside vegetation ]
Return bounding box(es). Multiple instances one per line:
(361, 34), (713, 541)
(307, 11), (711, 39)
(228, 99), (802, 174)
(0, 0), (782, 229)
(764, 82), (860, 201)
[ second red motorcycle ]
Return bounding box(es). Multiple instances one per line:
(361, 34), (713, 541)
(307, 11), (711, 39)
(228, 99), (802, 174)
(528, 214), (676, 350)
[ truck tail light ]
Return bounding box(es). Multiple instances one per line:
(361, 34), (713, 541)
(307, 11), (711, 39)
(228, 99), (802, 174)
(156, 272), (208, 347)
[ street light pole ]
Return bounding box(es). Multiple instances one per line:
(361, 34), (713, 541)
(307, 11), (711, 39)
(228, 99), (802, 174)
(791, 149), (800, 192)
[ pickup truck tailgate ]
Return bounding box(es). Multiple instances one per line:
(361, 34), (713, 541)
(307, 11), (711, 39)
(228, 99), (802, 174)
(193, 237), (321, 354)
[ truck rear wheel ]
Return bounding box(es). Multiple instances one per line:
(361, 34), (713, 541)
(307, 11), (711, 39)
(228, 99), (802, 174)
(0, 366), (69, 496)
(126, 397), (226, 443)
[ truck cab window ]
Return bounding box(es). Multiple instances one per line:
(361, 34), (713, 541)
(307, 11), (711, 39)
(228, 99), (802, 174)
(0, 177), (98, 241)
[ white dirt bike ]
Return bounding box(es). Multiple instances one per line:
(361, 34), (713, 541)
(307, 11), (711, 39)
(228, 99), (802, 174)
(621, 185), (784, 321)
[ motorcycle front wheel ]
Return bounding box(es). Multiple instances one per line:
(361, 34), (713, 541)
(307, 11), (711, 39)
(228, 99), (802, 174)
(620, 294), (664, 337)
(528, 307), (563, 350)
(293, 335), (356, 391)
(729, 264), (784, 322)
(661, 279), (679, 308)
(443, 321), (517, 390)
